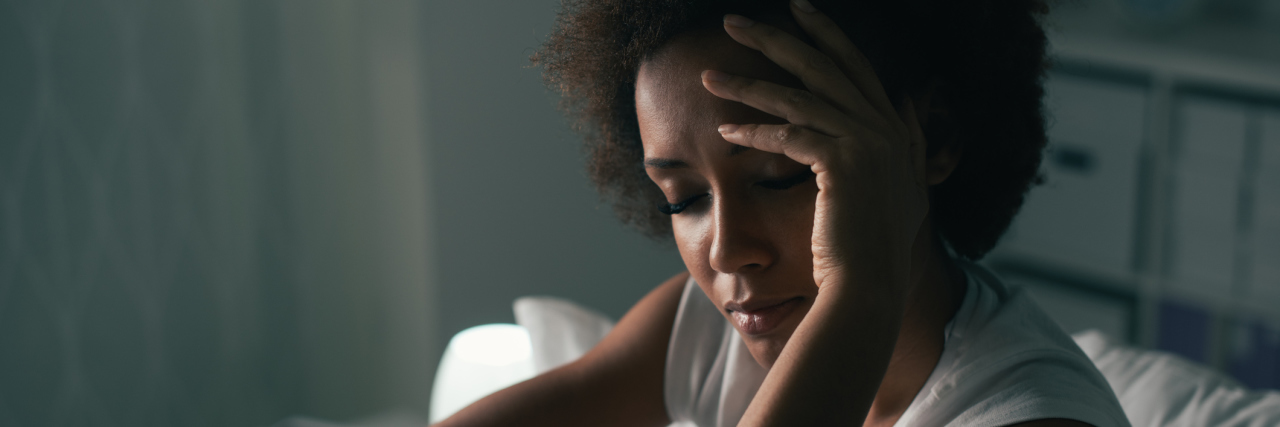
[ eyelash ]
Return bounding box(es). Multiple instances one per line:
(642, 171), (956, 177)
(658, 171), (815, 215)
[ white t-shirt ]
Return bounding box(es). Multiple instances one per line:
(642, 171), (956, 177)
(663, 261), (1131, 427)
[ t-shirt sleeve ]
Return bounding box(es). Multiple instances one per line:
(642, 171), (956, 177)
(946, 350), (1132, 427)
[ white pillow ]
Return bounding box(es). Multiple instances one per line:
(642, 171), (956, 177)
(513, 296), (614, 374)
(1072, 329), (1280, 427)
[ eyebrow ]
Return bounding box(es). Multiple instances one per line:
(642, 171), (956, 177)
(644, 144), (752, 169)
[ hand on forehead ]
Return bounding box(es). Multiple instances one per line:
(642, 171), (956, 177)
(635, 24), (806, 155)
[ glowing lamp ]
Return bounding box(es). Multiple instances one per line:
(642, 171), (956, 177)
(429, 324), (536, 423)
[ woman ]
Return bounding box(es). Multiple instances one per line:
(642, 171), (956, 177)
(436, 0), (1129, 425)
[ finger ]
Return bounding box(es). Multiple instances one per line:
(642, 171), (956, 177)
(721, 14), (877, 120)
(717, 123), (836, 168)
(702, 70), (848, 138)
(787, 0), (896, 119)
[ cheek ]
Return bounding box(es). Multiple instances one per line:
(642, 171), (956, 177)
(769, 186), (818, 249)
(672, 216), (714, 283)
(768, 187), (820, 288)
(672, 215), (737, 316)
(672, 215), (738, 325)
(670, 186), (818, 285)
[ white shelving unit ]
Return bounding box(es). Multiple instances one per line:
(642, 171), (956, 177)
(984, 1), (1280, 374)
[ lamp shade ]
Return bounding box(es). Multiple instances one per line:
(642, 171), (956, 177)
(429, 324), (536, 423)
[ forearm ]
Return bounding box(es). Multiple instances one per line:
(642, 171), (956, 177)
(738, 265), (907, 426)
(433, 365), (584, 427)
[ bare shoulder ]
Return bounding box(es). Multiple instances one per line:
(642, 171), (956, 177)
(557, 270), (690, 425)
(578, 270), (690, 369)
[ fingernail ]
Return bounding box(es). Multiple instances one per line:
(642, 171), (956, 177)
(718, 124), (739, 134)
(792, 0), (818, 13)
(723, 14), (754, 28)
(702, 70), (731, 83)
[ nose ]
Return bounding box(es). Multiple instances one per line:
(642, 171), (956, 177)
(707, 195), (775, 274)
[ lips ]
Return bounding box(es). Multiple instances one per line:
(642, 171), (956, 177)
(727, 297), (803, 336)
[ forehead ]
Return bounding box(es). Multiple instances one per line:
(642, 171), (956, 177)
(635, 27), (803, 160)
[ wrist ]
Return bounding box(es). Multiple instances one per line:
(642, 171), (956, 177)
(815, 267), (911, 311)
(815, 250), (912, 296)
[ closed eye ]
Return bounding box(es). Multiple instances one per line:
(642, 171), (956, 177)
(757, 170), (815, 190)
(658, 194), (707, 215)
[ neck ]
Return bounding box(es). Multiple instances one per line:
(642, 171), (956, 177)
(863, 229), (966, 427)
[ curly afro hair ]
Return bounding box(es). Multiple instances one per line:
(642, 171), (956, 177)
(532, 0), (1050, 260)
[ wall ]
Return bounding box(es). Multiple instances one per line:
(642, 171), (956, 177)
(0, 1), (436, 425)
(423, 0), (687, 361)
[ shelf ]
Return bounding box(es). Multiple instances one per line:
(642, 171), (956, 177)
(983, 249), (1140, 296)
(1046, 1), (1280, 98)
(994, 2), (1280, 359)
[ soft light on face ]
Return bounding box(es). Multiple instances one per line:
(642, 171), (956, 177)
(636, 27), (822, 368)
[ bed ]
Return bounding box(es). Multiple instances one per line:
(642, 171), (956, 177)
(429, 296), (1280, 426)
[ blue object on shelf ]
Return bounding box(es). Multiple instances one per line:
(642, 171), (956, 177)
(1156, 298), (1212, 364)
(1228, 320), (1280, 390)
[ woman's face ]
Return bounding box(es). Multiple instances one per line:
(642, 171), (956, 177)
(637, 27), (821, 369)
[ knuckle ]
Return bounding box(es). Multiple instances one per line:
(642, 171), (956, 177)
(784, 90), (817, 109)
(775, 124), (803, 144)
(805, 53), (837, 74)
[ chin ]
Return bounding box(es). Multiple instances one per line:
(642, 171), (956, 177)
(750, 341), (784, 369)
(743, 323), (801, 370)
(739, 298), (811, 369)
